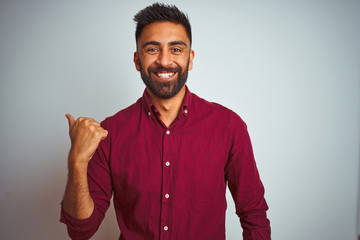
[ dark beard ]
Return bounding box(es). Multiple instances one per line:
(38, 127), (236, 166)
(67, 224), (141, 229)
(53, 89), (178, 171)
(139, 60), (189, 99)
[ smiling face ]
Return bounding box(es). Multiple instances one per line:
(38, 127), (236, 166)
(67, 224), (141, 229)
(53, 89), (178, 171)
(134, 22), (194, 99)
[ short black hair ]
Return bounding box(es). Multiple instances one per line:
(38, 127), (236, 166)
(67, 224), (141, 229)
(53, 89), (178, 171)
(133, 3), (192, 46)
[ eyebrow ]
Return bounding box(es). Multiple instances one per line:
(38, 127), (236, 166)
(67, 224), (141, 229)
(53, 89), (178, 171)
(169, 41), (187, 47)
(142, 41), (188, 48)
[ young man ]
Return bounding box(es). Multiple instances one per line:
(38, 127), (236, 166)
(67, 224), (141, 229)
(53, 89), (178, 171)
(60, 3), (271, 240)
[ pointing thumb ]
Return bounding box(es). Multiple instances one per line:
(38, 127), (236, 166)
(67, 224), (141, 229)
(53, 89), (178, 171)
(65, 113), (75, 131)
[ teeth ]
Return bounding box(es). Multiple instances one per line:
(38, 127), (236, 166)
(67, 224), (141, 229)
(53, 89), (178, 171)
(157, 72), (175, 78)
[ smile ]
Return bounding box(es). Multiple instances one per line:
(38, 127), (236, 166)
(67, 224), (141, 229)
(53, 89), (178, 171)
(155, 72), (175, 79)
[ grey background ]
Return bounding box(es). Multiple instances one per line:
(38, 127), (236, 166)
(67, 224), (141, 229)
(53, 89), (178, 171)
(0, 0), (359, 239)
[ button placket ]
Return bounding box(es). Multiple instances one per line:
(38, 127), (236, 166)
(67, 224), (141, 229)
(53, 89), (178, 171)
(160, 128), (172, 239)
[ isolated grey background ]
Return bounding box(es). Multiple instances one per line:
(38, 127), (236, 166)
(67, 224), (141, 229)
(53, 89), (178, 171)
(0, 0), (359, 239)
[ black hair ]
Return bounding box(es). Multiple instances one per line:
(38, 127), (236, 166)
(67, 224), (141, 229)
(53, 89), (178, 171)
(133, 3), (192, 46)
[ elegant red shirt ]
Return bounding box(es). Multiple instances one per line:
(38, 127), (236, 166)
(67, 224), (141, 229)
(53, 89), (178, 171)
(60, 87), (270, 240)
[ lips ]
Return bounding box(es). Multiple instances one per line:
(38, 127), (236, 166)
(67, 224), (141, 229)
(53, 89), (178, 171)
(155, 72), (175, 78)
(148, 66), (179, 81)
(151, 71), (177, 81)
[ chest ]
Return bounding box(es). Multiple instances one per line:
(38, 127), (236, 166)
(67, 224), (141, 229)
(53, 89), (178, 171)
(109, 119), (230, 194)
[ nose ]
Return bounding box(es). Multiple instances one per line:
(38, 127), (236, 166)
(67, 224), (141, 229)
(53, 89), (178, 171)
(156, 50), (171, 67)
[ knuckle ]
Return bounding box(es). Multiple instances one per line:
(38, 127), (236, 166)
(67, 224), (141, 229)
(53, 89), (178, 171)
(81, 118), (92, 126)
(86, 118), (97, 125)
(88, 125), (96, 131)
(93, 131), (102, 139)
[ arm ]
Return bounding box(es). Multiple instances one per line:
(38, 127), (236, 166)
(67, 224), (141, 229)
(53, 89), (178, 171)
(225, 114), (271, 240)
(62, 157), (94, 220)
(60, 114), (110, 239)
(62, 114), (108, 219)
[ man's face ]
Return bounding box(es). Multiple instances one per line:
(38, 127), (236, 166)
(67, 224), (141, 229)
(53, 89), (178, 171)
(134, 22), (194, 99)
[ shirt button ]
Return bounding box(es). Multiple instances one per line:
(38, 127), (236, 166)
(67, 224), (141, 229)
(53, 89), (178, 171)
(184, 109), (188, 114)
(165, 194), (169, 198)
(148, 112), (151, 116)
(164, 226), (168, 231)
(166, 130), (170, 135)
(165, 161), (170, 166)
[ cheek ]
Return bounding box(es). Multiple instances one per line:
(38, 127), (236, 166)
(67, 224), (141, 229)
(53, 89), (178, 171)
(141, 57), (157, 69)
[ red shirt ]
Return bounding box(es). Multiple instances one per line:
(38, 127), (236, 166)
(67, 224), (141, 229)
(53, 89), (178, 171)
(60, 87), (270, 240)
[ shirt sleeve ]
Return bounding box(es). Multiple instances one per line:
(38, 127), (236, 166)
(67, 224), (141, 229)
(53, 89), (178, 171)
(60, 119), (113, 239)
(225, 112), (271, 240)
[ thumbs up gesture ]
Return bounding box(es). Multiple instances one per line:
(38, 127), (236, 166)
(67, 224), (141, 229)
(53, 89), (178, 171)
(66, 114), (108, 166)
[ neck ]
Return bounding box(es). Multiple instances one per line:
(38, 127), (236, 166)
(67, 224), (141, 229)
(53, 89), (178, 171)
(146, 86), (186, 127)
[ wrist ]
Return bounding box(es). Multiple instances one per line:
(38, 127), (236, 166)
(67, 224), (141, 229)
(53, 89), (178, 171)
(68, 148), (90, 164)
(67, 155), (89, 176)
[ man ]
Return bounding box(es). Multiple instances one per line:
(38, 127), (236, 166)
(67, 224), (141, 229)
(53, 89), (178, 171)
(60, 3), (271, 240)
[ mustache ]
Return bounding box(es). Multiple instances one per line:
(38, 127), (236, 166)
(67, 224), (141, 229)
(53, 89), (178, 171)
(148, 66), (182, 73)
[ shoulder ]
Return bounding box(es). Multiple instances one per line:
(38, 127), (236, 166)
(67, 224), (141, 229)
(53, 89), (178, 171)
(191, 92), (247, 128)
(100, 97), (142, 129)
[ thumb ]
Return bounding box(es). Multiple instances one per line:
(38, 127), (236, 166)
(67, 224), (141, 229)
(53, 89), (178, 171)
(65, 113), (75, 131)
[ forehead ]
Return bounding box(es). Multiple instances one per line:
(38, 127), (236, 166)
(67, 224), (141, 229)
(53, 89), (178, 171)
(138, 22), (190, 46)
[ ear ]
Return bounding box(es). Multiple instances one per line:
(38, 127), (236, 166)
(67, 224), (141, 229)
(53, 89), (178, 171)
(133, 52), (141, 71)
(188, 50), (195, 71)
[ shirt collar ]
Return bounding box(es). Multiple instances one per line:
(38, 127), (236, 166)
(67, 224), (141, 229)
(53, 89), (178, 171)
(142, 85), (192, 118)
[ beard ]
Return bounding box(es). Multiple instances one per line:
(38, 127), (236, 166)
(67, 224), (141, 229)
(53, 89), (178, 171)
(139, 60), (189, 99)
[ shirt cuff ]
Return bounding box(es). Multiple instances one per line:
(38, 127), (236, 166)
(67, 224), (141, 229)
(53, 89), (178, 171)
(60, 203), (99, 238)
(243, 227), (271, 240)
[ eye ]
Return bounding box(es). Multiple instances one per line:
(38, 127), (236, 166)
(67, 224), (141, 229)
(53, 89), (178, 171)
(171, 47), (184, 55)
(146, 48), (159, 53)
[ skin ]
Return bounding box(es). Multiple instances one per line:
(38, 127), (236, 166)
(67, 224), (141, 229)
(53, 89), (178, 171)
(62, 21), (194, 219)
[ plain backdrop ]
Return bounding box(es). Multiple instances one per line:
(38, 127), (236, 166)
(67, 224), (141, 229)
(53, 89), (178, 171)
(0, 0), (359, 239)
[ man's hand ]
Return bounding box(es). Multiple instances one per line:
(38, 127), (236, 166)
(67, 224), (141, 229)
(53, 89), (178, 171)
(66, 114), (108, 166)
(62, 114), (108, 220)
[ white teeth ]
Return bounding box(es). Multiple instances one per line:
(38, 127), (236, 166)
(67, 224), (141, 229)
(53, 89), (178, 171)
(157, 72), (175, 78)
